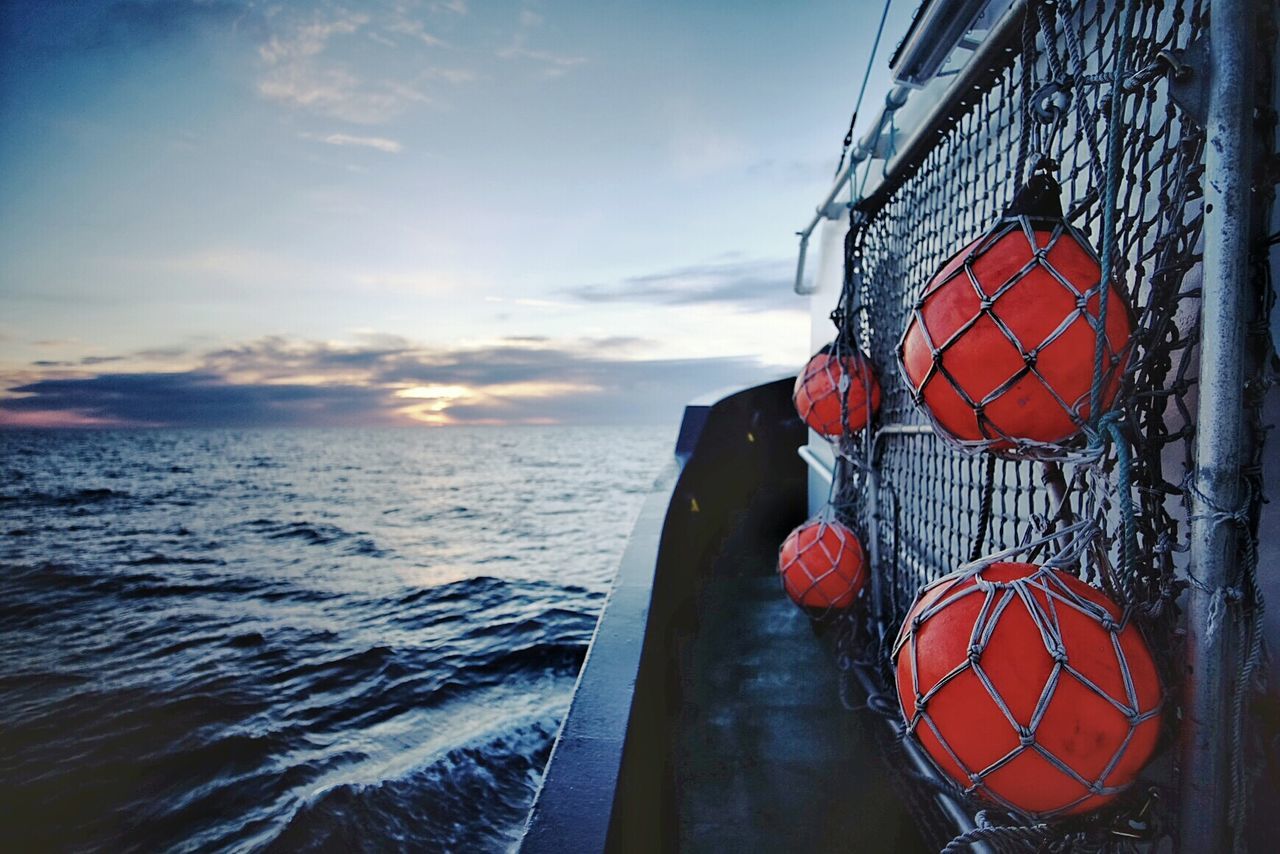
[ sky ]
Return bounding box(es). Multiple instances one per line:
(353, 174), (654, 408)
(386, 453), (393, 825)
(0, 0), (913, 427)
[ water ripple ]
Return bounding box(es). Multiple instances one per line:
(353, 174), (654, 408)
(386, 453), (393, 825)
(0, 426), (669, 851)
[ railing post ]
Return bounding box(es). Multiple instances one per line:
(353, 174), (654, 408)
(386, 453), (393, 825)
(1178, 0), (1255, 849)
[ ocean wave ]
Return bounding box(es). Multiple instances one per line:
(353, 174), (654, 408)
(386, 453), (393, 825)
(125, 554), (225, 567)
(0, 426), (669, 851)
(261, 521), (353, 545)
(0, 561), (271, 604)
(0, 487), (132, 507)
(264, 711), (563, 853)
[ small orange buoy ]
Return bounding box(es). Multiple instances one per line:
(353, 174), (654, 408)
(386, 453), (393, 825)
(794, 344), (881, 438)
(899, 163), (1132, 452)
(893, 561), (1162, 818)
(777, 518), (867, 610)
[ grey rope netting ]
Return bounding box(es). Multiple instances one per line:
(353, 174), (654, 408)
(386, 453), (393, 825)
(896, 158), (1135, 457)
(815, 0), (1273, 850)
(777, 509), (869, 614)
(892, 533), (1164, 820)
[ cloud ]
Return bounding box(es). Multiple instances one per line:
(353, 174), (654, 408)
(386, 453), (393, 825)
(302, 132), (403, 153)
(430, 1), (469, 16)
(564, 258), (802, 313)
(258, 64), (425, 126)
(5, 3), (470, 122)
(386, 17), (447, 48)
(497, 31), (586, 78)
(256, 10), (435, 124)
(27, 347), (187, 371)
(497, 46), (586, 68)
(257, 13), (367, 65)
(483, 295), (576, 309)
(1, 372), (392, 428)
(135, 347), (189, 360)
(0, 336), (786, 428)
(425, 67), (477, 84)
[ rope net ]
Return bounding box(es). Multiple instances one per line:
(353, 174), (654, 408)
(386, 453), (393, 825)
(899, 208), (1133, 456)
(778, 515), (868, 613)
(818, 0), (1272, 849)
(793, 340), (881, 439)
(893, 553), (1163, 819)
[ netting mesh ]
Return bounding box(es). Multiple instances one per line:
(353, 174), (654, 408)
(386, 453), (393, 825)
(816, 0), (1271, 849)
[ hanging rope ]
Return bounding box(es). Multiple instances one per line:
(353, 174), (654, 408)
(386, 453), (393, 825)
(1104, 414), (1138, 602)
(967, 455), (998, 563)
(1089, 0), (1137, 428)
(1015, 4), (1038, 183)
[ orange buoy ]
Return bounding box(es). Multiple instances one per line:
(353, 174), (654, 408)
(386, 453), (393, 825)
(793, 344), (881, 438)
(899, 163), (1132, 452)
(777, 518), (867, 611)
(893, 561), (1162, 818)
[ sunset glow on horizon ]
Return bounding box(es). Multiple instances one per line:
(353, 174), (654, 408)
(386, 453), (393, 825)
(1, 1), (912, 427)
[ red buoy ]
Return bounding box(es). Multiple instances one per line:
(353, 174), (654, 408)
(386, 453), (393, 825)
(893, 562), (1162, 818)
(778, 518), (867, 610)
(899, 165), (1133, 452)
(794, 345), (881, 438)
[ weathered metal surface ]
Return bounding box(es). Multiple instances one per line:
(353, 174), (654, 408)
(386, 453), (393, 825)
(1167, 34), (1211, 128)
(1178, 0), (1255, 849)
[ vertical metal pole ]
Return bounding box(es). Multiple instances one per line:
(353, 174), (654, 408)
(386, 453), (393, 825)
(1178, 0), (1254, 850)
(866, 459), (884, 638)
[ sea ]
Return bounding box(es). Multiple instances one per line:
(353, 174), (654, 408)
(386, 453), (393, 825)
(0, 426), (671, 852)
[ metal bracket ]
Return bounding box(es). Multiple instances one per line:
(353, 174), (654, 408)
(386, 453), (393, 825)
(1168, 35), (1211, 128)
(819, 201), (848, 220)
(870, 127), (898, 159)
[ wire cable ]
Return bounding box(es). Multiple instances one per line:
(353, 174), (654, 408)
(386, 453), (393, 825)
(833, 0), (896, 178)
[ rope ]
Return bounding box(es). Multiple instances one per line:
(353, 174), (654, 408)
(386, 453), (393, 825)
(940, 822), (1049, 853)
(1055, 0), (1108, 189)
(1104, 414), (1137, 604)
(968, 455), (998, 563)
(1016, 3), (1038, 183)
(1089, 0), (1137, 426)
(1034, 0), (1069, 97)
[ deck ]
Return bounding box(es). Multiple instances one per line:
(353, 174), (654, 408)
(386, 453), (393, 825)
(523, 378), (927, 853)
(670, 488), (925, 853)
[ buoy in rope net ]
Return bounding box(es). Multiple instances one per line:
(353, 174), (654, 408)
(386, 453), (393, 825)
(777, 518), (867, 611)
(793, 344), (881, 437)
(893, 561), (1162, 818)
(898, 161), (1133, 453)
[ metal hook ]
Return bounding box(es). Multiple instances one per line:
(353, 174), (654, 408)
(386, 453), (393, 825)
(1031, 80), (1072, 123)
